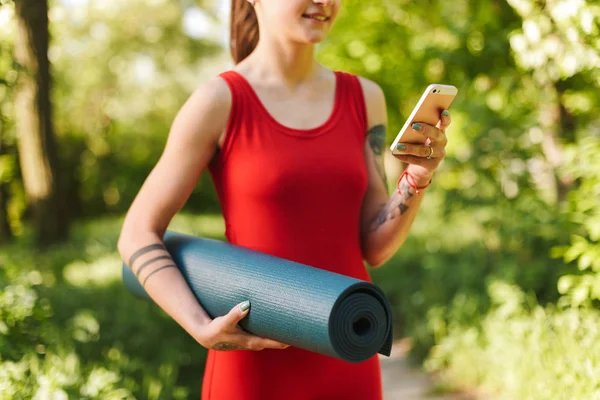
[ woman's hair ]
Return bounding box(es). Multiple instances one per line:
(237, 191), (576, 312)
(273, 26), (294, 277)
(230, 0), (260, 64)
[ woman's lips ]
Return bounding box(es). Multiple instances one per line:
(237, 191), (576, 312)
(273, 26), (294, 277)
(302, 14), (330, 22)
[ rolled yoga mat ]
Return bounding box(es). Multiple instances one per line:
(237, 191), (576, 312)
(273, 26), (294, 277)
(122, 231), (393, 363)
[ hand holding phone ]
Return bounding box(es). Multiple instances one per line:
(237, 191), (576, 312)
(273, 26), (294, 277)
(389, 84), (458, 156)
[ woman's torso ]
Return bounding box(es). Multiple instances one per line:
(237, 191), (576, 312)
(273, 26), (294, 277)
(203, 68), (382, 400)
(208, 69), (370, 280)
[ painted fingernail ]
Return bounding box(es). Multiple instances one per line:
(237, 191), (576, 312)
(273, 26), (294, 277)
(240, 301), (250, 312)
(442, 110), (450, 117)
(396, 144), (406, 150)
(412, 123), (422, 131)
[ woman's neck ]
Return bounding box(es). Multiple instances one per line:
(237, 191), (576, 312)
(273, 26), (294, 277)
(243, 34), (322, 88)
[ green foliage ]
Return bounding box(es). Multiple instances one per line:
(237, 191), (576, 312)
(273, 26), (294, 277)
(322, 1), (600, 397)
(424, 282), (600, 399)
(507, 0), (600, 83)
(0, 2), (24, 235)
(0, 214), (226, 399)
(1, 0), (600, 397)
(553, 137), (600, 307)
(47, 0), (226, 217)
(1, 0), (226, 223)
(370, 198), (568, 361)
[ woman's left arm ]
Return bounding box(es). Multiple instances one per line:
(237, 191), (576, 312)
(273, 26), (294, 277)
(358, 78), (451, 268)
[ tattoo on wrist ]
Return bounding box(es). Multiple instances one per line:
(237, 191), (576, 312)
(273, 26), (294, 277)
(141, 264), (177, 286)
(398, 179), (415, 199)
(369, 179), (415, 232)
(212, 342), (246, 351)
(366, 124), (388, 188)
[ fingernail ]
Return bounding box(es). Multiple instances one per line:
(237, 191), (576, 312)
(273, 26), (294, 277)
(442, 110), (450, 117)
(412, 123), (422, 131)
(396, 144), (406, 151)
(240, 301), (250, 312)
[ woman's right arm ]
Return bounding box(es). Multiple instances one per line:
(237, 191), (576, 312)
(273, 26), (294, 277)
(117, 77), (288, 352)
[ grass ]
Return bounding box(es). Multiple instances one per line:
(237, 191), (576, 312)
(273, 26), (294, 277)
(0, 213), (226, 400)
(2, 209), (589, 399)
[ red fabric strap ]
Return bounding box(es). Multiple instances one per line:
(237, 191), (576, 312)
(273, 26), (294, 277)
(397, 169), (432, 195)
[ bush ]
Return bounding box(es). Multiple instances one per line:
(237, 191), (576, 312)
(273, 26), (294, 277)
(424, 282), (600, 400)
(0, 214), (225, 399)
(370, 186), (571, 362)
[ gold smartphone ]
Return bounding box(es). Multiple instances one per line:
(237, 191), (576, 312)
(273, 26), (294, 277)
(389, 84), (458, 155)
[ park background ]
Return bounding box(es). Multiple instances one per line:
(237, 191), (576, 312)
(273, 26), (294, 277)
(1, 0), (599, 398)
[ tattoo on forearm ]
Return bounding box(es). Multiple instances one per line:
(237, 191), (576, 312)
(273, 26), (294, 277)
(128, 243), (166, 268)
(399, 179), (414, 202)
(369, 179), (415, 232)
(141, 264), (177, 286)
(135, 255), (173, 277)
(212, 342), (246, 351)
(367, 124), (388, 188)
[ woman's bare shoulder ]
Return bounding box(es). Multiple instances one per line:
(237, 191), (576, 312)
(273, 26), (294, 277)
(355, 75), (385, 106)
(170, 74), (233, 146)
(353, 75), (387, 128)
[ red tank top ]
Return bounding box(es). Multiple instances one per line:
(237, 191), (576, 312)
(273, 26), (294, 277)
(203, 70), (382, 400)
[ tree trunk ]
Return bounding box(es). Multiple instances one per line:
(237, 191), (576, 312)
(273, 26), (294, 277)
(0, 121), (13, 243)
(13, 0), (68, 245)
(0, 183), (11, 243)
(539, 83), (575, 205)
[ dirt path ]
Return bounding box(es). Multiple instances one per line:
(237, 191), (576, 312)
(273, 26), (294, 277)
(380, 340), (478, 400)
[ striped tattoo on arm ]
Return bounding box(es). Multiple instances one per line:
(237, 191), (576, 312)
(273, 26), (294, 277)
(127, 243), (178, 287)
(128, 243), (166, 268)
(141, 264), (177, 286)
(135, 255), (173, 278)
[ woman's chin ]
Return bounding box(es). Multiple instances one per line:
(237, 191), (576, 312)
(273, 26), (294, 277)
(301, 32), (329, 45)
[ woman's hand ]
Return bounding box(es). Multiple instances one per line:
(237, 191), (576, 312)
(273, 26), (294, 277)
(195, 301), (290, 351)
(393, 110), (452, 185)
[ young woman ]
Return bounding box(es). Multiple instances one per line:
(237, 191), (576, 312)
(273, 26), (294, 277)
(118, 0), (451, 398)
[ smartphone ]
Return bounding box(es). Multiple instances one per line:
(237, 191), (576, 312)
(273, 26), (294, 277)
(389, 84), (458, 155)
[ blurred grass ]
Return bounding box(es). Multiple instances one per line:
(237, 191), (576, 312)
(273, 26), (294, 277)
(2, 210), (448, 398)
(1, 208), (597, 398)
(0, 213), (225, 400)
(424, 284), (600, 399)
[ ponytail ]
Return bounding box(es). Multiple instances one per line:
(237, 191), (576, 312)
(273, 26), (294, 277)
(230, 0), (259, 64)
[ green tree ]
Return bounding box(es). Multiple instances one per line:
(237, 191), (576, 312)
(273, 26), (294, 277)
(13, 0), (68, 245)
(45, 0), (225, 218)
(505, 0), (600, 309)
(319, 0), (599, 360)
(0, 0), (226, 235)
(0, 108), (13, 242)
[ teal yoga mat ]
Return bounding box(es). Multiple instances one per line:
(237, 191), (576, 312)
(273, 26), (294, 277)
(122, 231), (392, 362)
